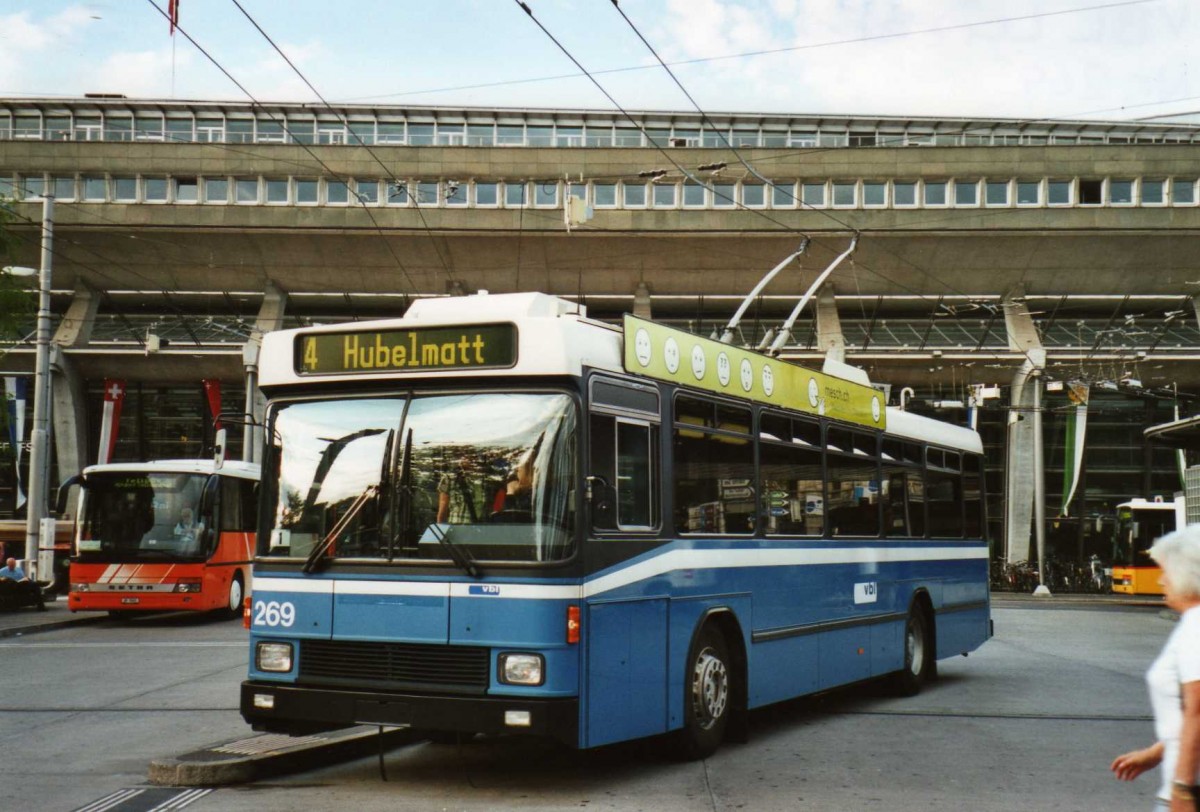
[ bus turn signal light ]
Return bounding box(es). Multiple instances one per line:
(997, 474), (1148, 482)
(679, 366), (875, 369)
(243, 596), (252, 629)
(567, 605), (580, 644)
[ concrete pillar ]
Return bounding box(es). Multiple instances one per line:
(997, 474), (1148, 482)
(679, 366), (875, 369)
(1003, 285), (1046, 566)
(814, 288), (845, 364)
(633, 282), (652, 319)
(54, 283), (100, 346)
(49, 348), (87, 517)
(242, 281), (288, 463)
(49, 284), (99, 517)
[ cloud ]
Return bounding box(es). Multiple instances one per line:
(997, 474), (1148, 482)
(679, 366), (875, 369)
(91, 48), (199, 98)
(645, 0), (1197, 117)
(0, 6), (95, 90)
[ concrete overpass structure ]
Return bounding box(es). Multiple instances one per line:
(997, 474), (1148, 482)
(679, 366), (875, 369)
(2, 97), (1199, 558)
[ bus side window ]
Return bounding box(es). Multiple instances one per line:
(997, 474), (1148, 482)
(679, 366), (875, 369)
(926, 449), (964, 538)
(761, 413), (823, 537)
(218, 477), (257, 532)
(828, 426), (880, 538)
(673, 396), (754, 535)
(963, 454), (984, 539)
(590, 414), (659, 532)
(882, 438), (922, 539)
(590, 415), (618, 530)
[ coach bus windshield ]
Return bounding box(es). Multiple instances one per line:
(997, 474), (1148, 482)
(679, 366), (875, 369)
(76, 472), (209, 561)
(260, 392), (577, 565)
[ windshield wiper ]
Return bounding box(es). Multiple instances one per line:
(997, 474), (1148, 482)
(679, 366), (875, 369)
(302, 484), (378, 575)
(385, 398), (412, 561)
(392, 427), (413, 559)
(425, 523), (481, 578)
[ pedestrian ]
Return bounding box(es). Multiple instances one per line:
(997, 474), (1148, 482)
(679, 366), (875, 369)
(0, 556), (46, 611)
(1111, 525), (1200, 811)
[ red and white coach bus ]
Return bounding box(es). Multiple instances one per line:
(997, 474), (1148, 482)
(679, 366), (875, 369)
(66, 459), (259, 617)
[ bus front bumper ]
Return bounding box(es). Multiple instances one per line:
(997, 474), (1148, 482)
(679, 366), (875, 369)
(241, 681), (579, 746)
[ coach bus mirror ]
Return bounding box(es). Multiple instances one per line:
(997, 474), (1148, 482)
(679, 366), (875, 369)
(55, 474), (81, 518)
(213, 428), (227, 470)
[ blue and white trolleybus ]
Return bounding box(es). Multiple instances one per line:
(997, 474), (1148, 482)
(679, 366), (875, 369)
(240, 292), (991, 757)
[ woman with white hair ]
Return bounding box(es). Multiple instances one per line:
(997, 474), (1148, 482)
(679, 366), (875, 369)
(1112, 526), (1200, 811)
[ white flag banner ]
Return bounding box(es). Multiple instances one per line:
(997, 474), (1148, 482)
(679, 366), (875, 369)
(4, 376), (27, 509)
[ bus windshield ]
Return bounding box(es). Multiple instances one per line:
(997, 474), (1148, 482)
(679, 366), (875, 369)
(261, 392), (577, 565)
(1113, 507), (1175, 566)
(77, 472), (209, 561)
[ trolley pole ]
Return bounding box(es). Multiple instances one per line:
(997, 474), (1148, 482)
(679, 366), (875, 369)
(24, 195), (53, 572)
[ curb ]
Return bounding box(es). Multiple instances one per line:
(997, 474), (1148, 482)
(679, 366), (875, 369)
(0, 611), (105, 639)
(148, 725), (416, 787)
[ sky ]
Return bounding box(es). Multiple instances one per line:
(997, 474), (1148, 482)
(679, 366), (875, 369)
(0, 0), (1197, 122)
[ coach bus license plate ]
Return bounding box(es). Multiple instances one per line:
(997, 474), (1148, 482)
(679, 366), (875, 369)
(121, 597), (140, 605)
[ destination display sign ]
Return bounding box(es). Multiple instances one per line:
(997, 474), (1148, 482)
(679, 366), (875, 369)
(295, 323), (517, 375)
(622, 315), (885, 430)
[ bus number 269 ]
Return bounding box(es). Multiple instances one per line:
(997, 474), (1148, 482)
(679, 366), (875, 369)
(253, 600), (296, 627)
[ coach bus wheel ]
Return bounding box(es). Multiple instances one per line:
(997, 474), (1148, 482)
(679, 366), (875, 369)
(891, 609), (933, 697)
(223, 573), (244, 619)
(677, 626), (732, 760)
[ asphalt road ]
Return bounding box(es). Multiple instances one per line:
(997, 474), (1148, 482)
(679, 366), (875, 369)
(0, 603), (1170, 811)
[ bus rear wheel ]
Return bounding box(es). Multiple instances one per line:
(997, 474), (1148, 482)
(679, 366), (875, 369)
(676, 626), (731, 760)
(891, 608), (933, 697)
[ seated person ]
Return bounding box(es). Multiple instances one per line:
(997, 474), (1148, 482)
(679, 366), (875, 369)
(174, 508), (200, 542)
(0, 556), (45, 611)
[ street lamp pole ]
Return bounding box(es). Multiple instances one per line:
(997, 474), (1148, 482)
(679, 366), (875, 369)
(24, 195), (53, 571)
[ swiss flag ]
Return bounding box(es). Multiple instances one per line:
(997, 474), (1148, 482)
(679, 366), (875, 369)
(98, 379), (126, 464)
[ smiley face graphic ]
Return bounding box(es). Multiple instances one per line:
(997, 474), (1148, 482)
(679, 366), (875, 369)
(761, 364), (775, 396)
(691, 345), (706, 380)
(740, 359), (754, 392)
(664, 337), (680, 373)
(716, 352), (731, 387)
(633, 328), (652, 367)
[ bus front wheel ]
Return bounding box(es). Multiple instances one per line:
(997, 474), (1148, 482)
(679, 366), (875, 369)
(676, 625), (731, 760)
(891, 608), (933, 697)
(222, 573), (244, 620)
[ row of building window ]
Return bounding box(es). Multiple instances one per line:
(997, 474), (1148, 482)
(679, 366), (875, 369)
(1, 110), (1197, 148)
(7, 173), (1199, 210)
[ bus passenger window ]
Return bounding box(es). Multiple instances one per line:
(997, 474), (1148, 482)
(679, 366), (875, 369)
(673, 397), (754, 534)
(882, 438), (923, 538)
(761, 414), (823, 537)
(927, 450), (964, 538)
(963, 454), (984, 539)
(828, 425), (880, 538)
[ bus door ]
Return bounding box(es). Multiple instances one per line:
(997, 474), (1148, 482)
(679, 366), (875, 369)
(583, 376), (669, 748)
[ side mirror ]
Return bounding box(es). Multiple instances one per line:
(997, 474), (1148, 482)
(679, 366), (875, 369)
(56, 474), (81, 517)
(586, 475), (616, 529)
(213, 427), (227, 470)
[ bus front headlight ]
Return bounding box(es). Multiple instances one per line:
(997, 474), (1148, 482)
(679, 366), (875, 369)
(499, 653), (544, 686)
(256, 642), (294, 673)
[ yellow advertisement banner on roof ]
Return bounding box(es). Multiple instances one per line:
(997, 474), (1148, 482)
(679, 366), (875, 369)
(622, 315), (885, 431)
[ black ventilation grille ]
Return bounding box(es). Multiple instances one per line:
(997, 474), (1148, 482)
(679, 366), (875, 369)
(299, 639), (490, 695)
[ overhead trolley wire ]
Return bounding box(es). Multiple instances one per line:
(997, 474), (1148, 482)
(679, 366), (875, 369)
(512, 0), (816, 240)
(517, 0), (1055, 377)
(141, 0), (427, 295)
(226, 0), (456, 284)
(602, 0), (992, 306)
(337, 0), (1163, 105)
